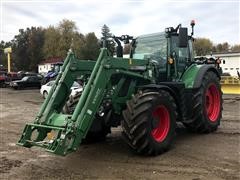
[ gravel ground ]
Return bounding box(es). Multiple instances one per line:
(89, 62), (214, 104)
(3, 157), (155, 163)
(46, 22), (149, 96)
(0, 88), (239, 180)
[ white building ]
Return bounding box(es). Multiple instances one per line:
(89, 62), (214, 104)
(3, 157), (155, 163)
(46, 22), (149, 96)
(212, 52), (240, 77)
(38, 57), (63, 75)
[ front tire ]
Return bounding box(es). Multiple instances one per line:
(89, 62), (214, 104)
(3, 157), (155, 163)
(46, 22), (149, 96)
(183, 71), (222, 133)
(62, 92), (110, 142)
(122, 90), (177, 155)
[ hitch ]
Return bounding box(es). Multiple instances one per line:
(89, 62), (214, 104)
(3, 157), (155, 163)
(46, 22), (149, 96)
(17, 123), (74, 155)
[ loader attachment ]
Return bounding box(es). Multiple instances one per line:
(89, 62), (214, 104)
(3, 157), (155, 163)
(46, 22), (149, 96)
(17, 49), (110, 155)
(17, 48), (151, 156)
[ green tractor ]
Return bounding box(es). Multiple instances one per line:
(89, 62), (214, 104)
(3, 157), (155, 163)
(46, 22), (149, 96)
(18, 21), (222, 156)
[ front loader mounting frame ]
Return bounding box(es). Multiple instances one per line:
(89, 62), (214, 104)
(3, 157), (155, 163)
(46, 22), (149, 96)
(17, 48), (154, 155)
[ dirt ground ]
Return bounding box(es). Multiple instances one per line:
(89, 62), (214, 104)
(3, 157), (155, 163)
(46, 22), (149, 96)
(0, 88), (239, 180)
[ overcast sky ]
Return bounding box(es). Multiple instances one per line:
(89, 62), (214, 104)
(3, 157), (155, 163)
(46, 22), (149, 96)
(1, 0), (239, 45)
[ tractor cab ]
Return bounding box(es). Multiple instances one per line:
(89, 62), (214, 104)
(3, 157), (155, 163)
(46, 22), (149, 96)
(131, 22), (195, 81)
(131, 32), (168, 81)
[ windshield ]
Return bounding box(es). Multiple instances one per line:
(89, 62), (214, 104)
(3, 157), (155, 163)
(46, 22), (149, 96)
(21, 76), (28, 81)
(133, 32), (167, 60)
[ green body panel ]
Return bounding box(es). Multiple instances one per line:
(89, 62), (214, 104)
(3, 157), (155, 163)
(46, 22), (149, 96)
(181, 64), (203, 88)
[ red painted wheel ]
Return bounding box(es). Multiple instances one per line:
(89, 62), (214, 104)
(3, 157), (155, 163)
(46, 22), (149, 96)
(151, 106), (170, 142)
(183, 71), (222, 133)
(122, 90), (176, 155)
(205, 84), (221, 122)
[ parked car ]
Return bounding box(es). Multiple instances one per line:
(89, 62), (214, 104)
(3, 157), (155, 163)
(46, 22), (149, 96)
(40, 81), (82, 99)
(10, 76), (41, 90)
(0, 71), (7, 87)
(4, 72), (43, 87)
(41, 62), (63, 85)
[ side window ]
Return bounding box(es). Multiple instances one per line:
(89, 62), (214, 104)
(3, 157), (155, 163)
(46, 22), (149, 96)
(30, 77), (37, 81)
(178, 48), (188, 60)
(171, 36), (189, 63)
(188, 40), (194, 61)
(28, 77), (33, 82)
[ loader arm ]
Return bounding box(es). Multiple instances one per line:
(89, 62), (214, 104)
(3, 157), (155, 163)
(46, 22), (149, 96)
(18, 48), (153, 156)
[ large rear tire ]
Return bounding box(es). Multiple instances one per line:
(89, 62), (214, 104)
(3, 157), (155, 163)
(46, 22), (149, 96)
(62, 92), (110, 142)
(122, 90), (177, 155)
(183, 71), (222, 133)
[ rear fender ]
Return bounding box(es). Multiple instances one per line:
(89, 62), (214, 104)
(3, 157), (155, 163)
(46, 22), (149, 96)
(181, 64), (220, 89)
(193, 66), (220, 88)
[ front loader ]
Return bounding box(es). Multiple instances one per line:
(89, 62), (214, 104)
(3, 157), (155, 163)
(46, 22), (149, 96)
(18, 21), (223, 156)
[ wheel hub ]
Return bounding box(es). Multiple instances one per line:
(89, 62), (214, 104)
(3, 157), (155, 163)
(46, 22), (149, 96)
(205, 84), (221, 122)
(151, 106), (170, 142)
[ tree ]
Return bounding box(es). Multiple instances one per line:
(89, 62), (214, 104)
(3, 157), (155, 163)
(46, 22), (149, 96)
(101, 24), (112, 45)
(0, 41), (11, 69)
(43, 19), (86, 59)
(27, 27), (45, 71)
(43, 19), (101, 60)
(58, 19), (79, 58)
(231, 44), (240, 52)
(213, 42), (230, 53)
(11, 27), (45, 71)
(101, 24), (115, 55)
(12, 29), (30, 71)
(193, 38), (213, 56)
(43, 26), (61, 59)
(222, 42), (230, 52)
(71, 32), (85, 58)
(79, 32), (100, 60)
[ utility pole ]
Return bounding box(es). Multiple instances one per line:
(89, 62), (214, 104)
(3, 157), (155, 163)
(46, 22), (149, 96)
(4, 47), (12, 72)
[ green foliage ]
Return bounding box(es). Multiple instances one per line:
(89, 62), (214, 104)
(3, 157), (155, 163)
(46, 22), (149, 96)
(193, 38), (213, 56)
(0, 41), (11, 69)
(43, 20), (82, 59)
(12, 29), (29, 71)
(2, 19), (101, 72)
(78, 33), (100, 60)
(194, 38), (240, 55)
(43, 26), (61, 59)
(43, 19), (99, 60)
(11, 27), (45, 71)
(27, 27), (45, 71)
(57, 19), (79, 58)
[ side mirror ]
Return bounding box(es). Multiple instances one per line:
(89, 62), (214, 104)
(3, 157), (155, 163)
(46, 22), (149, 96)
(179, 27), (188, 48)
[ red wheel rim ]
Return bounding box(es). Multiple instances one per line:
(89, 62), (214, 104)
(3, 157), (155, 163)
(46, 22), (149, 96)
(205, 84), (221, 122)
(151, 106), (170, 142)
